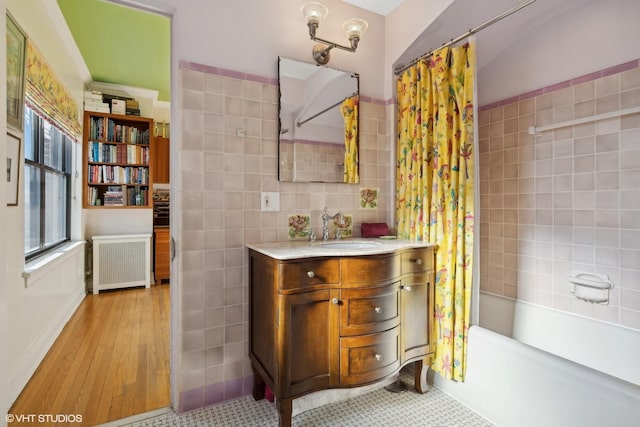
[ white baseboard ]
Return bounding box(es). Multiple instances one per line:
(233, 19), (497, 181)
(8, 286), (86, 406)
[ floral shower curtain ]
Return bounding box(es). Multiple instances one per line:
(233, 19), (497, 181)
(341, 95), (359, 183)
(395, 41), (476, 381)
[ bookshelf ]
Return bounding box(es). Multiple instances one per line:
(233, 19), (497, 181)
(83, 111), (154, 208)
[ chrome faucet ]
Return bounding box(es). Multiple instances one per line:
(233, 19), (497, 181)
(322, 207), (345, 241)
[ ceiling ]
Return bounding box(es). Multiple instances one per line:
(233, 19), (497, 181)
(341, 0), (407, 16)
(57, 0), (171, 102)
(54, 0), (395, 104)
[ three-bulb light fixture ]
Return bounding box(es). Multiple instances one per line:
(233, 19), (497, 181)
(301, 2), (368, 65)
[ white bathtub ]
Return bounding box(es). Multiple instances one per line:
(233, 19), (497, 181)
(433, 301), (640, 426)
(480, 293), (640, 386)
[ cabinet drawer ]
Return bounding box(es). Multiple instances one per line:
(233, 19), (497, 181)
(340, 326), (400, 385)
(341, 254), (400, 285)
(401, 248), (433, 274)
(279, 259), (340, 290)
(340, 284), (400, 336)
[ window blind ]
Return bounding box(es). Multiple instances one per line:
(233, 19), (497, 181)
(25, 39), (81, 141)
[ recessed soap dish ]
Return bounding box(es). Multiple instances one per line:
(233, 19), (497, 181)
(568, 272), (614, 304)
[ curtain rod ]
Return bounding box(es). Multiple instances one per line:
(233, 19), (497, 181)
(394, 0), (537, 75)
(296, 92), (358, 127)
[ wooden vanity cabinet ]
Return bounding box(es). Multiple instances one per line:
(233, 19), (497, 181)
(400, 248), (435, 392)
(249, 246), (435, 427)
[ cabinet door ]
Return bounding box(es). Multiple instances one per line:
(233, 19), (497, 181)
(154, 228), (170, 281)
(400, 273), (432, 362)
(250, 253), (277, 385)
(279, 289), (340, 397)
(154, 136), (170, 183)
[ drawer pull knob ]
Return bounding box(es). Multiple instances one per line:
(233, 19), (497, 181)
(401, 285), (412, 292)
(307, 271), (315, 278)
(413, 258), (422, 265)
(375, 354), (382, 361)
(331, 297), (340, 305)
(374, 306), (382, 313)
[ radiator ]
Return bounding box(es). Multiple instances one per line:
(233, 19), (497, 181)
(92, 234), (151, 294)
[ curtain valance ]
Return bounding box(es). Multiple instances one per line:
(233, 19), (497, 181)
(25, 39), (81, 140)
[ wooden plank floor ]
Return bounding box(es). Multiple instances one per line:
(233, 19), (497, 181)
(10, 284), (170, 426)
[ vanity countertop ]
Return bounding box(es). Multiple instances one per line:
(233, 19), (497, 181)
(246, 238), (436, 260)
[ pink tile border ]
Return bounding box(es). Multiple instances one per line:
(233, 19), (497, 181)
(179, 60), (388, 104)
(480, 59), (640, 111)
(180, 58), (640, 111)
(360, 95), (389, 105)
(178, 374), (254, 413)
(179, 60), (278, 85)
(178, 387), (204, 413)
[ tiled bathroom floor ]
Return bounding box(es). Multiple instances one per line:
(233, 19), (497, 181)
(110, 371), (493, 427)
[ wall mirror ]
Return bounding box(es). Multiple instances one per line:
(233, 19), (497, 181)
(278, 56), (359, 183)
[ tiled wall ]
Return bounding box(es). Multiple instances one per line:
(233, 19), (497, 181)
(279, 140), (293, 181)
(175, 61), (393, 411)
(280, 140), (344, 182)
(479, 60), (640, 331)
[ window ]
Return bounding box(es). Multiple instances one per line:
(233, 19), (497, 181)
(24, 106), (72, 259)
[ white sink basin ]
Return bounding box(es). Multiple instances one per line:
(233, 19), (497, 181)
(318, 241), (379, 249)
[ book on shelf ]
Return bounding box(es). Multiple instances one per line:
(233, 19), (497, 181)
(103, 185), (125, 206)
(87, 186), (98, 206)
(88, 165), (149, 185)
(88, 140), (150, 165)
(107, 120), (150, 144)
(87, 184), (149, 207)
(89, 117), (105, 140)
(126, 186), (148, 206)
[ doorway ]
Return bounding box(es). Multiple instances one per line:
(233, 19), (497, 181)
(10, 0), (175, 423)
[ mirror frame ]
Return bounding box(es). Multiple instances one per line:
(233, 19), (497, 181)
(277, 56), (360, 183)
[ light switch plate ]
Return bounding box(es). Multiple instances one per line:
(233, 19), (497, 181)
(261, 192), (280, 212)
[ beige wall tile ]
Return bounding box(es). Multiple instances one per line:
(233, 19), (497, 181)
(478, 67), (640, 330)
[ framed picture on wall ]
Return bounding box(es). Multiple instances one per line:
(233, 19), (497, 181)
(6, 132), (21, 206)
(6, 12), (27, 131)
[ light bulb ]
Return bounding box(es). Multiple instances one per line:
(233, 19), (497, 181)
(301, 2), (328, 24)
(342, 18), (368, 40)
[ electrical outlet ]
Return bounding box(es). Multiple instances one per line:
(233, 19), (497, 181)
(261, 192), (280, 212)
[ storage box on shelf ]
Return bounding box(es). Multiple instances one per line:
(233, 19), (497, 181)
(83, 111), (154, 208)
